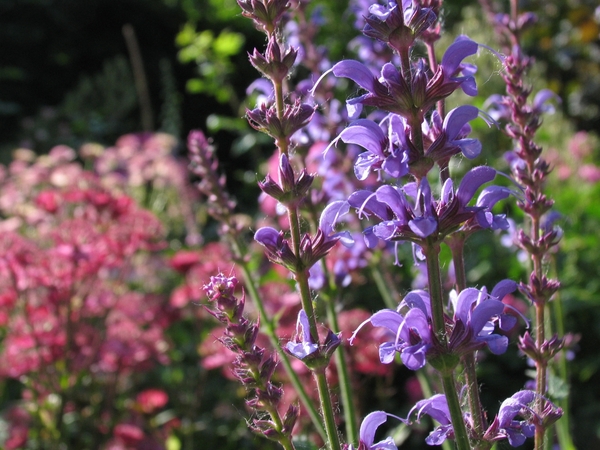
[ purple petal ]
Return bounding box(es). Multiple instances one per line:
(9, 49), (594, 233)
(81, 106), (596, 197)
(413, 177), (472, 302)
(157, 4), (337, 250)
(425, 424), (454, 446)
(480, 333), (508, 354)
(533, 88), (560, 114)
(401, 342), (428, 370)
(454, 287), (483, 323)
(491, 279), (518, 299)
(411, 394), (451, 425)
(319, 200), (350, 236)
(399, 308), (430, 343)
(470, 299), (504, 335)
(297, 309), (313, 344)
(456, 165), (496, 205)
(441, 35), (479, 75)
(401, 291), (431, 317)
(443, 105), (480, 141)
(373, 220), (399, 240)
(379, 341), (398, 364)
(476, 185), (512, 208)
(337, 119), (386, 155)
(349, 190), (392, 220)
(408, 216), (437, 237)
(332, 59), (378, 92)
(359, 411), (387, 446)
(285, 340), (318, 359)
(370, 309), (404, 334)
(457, 138), (482, 159)
(354, 152), (378, 180)
(375, 185), (410, 221)
(254, 227), (282, 249)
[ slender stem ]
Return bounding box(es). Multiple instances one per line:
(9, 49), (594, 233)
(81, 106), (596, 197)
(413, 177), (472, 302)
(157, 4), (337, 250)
(423, 240), (446, 344)
(324, 288), (359, 444)
(531, 215), (548, 450)
(441, 373), (471, 450)
(314, 367), (342, 450)
(295, 269), (341, 450)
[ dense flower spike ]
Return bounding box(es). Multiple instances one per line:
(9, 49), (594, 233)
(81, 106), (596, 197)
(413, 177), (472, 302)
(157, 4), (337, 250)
(312, 35), (481, 119)
(203, 272), (298, 445)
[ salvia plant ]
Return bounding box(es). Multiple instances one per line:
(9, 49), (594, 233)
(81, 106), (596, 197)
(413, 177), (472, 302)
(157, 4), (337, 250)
(196, 0), (570, 450)
(0, 0), (587, 449)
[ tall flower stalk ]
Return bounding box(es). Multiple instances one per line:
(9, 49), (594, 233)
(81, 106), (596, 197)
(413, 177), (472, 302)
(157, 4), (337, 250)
(195, 1), (567, 449)
(478, 0), (569, 448)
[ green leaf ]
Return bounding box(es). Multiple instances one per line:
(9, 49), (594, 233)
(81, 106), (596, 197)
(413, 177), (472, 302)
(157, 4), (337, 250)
(213, 30), (245, 57)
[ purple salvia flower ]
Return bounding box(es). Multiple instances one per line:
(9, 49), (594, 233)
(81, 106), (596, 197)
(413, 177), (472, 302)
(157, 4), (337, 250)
(484, 390), (562, 447)
(349, 290), (434, 370)
(407, 394), (455, 446)
(448, 280), (526, 356)
(362, 0), (437, 53)
(424, 105), (486, 161)
(325, 115), (410, 181)
(348, 166), (507, 247)
(285, 309), (319, 359)
(425, 35), (479, 101)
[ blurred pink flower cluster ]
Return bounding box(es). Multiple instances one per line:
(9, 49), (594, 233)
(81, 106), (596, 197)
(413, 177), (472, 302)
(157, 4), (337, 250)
(0, 137), (181, 448)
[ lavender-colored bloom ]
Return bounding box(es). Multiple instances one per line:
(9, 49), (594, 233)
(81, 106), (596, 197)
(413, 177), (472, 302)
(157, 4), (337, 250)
(285, 309), (318, 359)
(325, 115), (410, 181)
(348, 166), (503, 247)
(349, 290), (433, 370)
(407, 394), (454, 446)
(448, 280), (522, 356)
(312, 35), (480, 118)
(484, 390), (561, 447)
(424, 105), (486, 160)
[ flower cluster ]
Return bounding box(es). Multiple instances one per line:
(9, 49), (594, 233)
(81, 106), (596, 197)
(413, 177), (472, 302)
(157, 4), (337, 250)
(204, 273), (299, 445)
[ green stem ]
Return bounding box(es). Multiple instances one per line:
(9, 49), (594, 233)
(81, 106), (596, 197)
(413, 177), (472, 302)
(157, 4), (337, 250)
(441, 373), (471, 450)
(295, 269), (341, 450)
(314, 367), (342, 450)
(324, 289), (359, 444)
(423, 240), (446, 344)
(424, 239), (471, 450)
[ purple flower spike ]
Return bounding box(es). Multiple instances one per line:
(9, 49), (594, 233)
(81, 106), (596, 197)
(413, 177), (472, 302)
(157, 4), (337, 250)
(285, 309), (318, 359)
(484, 390), (563, 447)
(407, 394), (455, 446)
